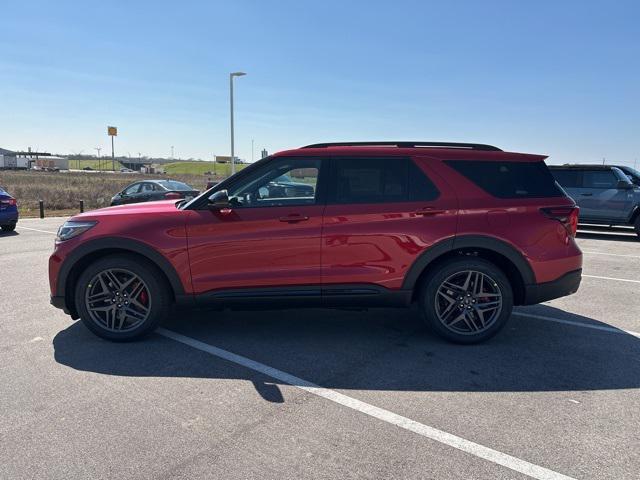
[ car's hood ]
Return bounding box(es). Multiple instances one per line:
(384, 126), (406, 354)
(71, 200), (182, 220)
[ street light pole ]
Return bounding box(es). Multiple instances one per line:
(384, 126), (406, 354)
(229, 72), (246, 176)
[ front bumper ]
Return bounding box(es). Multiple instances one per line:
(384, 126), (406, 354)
(50, 295), (77, 317)
(523, 269), (582, 305)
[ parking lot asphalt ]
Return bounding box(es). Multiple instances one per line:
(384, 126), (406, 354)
(1, 218), (639, 480)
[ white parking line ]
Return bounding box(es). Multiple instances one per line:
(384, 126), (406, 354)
(583, 274), (640, 284)
(581, 250), (640, 259)
(16, 226), (57, 235)
(157, 327), (575, 480)
(513, 312), (640, 338)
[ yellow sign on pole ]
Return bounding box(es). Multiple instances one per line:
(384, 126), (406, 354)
(107, 126), (118, 136)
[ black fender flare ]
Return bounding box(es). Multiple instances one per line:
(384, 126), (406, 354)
(401, 235), (535, 290)
(56, 237), (186, 299)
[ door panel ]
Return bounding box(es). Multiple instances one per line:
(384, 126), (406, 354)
(185, 156), (327, 295)
(579, 169), (632, 220)
(186, 206), (324, 293)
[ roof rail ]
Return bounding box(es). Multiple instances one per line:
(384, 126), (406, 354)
(301, 141), (502, 151)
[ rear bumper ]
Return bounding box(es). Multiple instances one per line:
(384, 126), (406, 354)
(0, 211), (18, 225)
(523, 269), (582, 305)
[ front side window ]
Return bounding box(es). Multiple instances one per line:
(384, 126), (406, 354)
(582, 170), (618, 189)
(330, 157), (439, 204)
(226, 158), (322, 208)
(123, 184), (141, 195)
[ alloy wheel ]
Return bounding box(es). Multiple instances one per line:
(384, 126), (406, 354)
(434, 270), (503, 335)
(84, 268), (152, 332)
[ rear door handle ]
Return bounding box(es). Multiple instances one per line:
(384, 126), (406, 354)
(279, 214), (310, 223)
(414, 207), (445, 216)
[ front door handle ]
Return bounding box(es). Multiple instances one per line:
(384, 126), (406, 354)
(414, 207), (445, 216)
(279, 214), (310, 223)
(580, 193), (593, 196)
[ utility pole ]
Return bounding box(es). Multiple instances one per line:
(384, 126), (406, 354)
(229, 71), (246, 175)
(171, 146), (174, 159)
(251, 139), (254, 163)
(95, 147), (101, 171)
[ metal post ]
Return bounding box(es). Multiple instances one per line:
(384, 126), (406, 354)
(80, 200), (84, 213)
(230, 74), (235, 176)
(111, 136), (115, 171)
(39, 200), (44, 219)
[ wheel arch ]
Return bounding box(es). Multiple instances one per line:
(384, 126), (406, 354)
(57, 238), (187, 318)
(403, 235), (534, 306)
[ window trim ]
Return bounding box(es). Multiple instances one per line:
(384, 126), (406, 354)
(326, 156), (440, 205)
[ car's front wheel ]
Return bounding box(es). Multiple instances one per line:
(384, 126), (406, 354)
(419, 257), (513, 344)
(634, 215), (640, 239)
(74, 254), (171, 341)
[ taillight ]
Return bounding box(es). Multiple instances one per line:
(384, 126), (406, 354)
(164, 192), (182, 200)
(0, 198), (17, 206)
(540, 206), (579, 238)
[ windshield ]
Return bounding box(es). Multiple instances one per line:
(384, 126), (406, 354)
(621, 167), (640, 186)
(158, 180), (192, 191)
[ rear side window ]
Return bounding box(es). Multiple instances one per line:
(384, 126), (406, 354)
(445, 160), (564, 199)
(331, 158), (439, 204)
(582, 170), (618, 189)
(550, 169), (581, 188)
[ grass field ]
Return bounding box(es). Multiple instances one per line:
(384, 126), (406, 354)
(0, 170), (216, 217)
(163, 161), (247, 176)
(67, 159), (126, 171)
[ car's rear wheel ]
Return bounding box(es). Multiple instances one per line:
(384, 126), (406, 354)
(74, 254), (171, 341)
(1, 224), (16, 232)
(419, 257), (513, 344)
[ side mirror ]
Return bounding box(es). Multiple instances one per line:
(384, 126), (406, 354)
(207, 189), (231, 210)
(617, 180), (633, 190)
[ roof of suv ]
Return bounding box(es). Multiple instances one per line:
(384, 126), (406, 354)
(273, 141), (547, 162)
(548, 164), (622, 170)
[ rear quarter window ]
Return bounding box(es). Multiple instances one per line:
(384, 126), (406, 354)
(445, 160), (564, 199)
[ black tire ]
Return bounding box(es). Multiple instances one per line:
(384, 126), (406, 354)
(1, 224), (16, 232)
(634, 215), (640, 239)
(74, 254), (172, 341)
(418, 257), (513, 344)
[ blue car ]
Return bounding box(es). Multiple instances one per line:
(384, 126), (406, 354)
(0, 186), (18, 232)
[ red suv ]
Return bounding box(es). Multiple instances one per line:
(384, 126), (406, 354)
(49, 142), (582, 343)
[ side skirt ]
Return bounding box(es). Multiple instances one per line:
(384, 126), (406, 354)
(193, 285), (412, 309)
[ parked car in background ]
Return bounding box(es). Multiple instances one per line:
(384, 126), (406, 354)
(0, 186), (18, 232)
(549, 164), (640, 237)
(110, 180), (199, 206)
(51, 141), (582, 344)
(120, 167), (135, 173)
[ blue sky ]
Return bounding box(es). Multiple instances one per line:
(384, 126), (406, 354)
(1, 0), (638, 165)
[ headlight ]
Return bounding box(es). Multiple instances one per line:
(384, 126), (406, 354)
(56, 220), (97, 242)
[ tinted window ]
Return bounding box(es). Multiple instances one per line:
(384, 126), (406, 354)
(445, 160), (564, 199)
(332, 158), (438, 204)
(140, 183), (155, 192)
(550, 169), (581, 188)
(619, 167), (640, 186)
(582, 170), (618, 189)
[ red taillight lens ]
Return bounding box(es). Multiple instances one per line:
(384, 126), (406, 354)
(164, 192), (181, 200)
(540, 206), (579, 237)
(0, 198), (17, 206)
